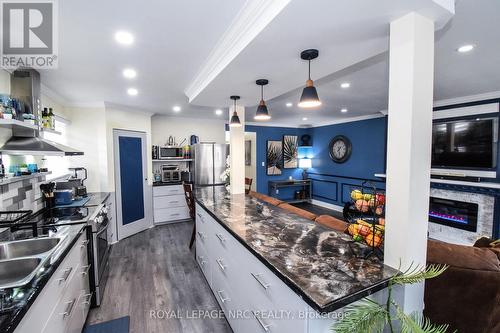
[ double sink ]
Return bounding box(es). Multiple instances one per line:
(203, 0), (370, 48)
(0, 237), (63, 289)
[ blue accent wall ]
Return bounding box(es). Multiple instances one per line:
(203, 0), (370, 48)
(244, 125), (309, 198)
(307, 117), (387, 206)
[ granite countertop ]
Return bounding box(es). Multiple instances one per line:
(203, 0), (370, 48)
(84, 192), (111, 206)
(0, 224), (87, 333)
(194, 186), (398, 313)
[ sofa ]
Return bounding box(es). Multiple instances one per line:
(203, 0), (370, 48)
(248, 191), (348, 232)
(424, 239), (500, 333)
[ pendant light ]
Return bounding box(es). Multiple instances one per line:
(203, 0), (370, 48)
(254, 79), (271, 120)
(298, 49), (321, 108)
(229, 95), (242, 127)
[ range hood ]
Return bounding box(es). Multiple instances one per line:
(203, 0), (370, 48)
(0, 135), (83, 156)
(0, 69), (83, 156)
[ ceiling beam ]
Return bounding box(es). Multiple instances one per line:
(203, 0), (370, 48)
(184, 0), (290, 103)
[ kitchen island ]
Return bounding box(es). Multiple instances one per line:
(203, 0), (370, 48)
(194, 186), (399, 332)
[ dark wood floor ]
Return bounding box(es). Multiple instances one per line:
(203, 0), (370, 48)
(86, 222), (232, 333)
(292, 202), (345, 220)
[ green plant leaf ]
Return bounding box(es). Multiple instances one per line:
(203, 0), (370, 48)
(332, 299), (387, 333)
(391, 264), (448, 285)
(394, 304), (453, 333)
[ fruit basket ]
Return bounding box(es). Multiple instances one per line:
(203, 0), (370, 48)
(343, 181), (385, 259)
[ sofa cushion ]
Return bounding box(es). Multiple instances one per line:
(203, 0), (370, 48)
(315, 215), (348, 232)
(277, 203), (317, 221)
(248, 191), (283, 206)
(427, 239), (500, 272)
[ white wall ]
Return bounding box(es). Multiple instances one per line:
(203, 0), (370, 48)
(105, 107), (153, 191)
(244, 131), (256, 189)
(0, 70), (10, 94)
(63, 106), (108, 192)
(151, 115), (226, 146)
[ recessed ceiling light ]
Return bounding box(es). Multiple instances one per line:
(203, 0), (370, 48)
(286, 102), (293, 108)
(341, 108), (348, 113)
(127, 88), (138, 96)
(215, 109), (223, 116)
(173, 106), (181, 112)
(122, 68), (137, 79)
(302, 117), (308, 121)
(115, 31), (134, 45)
(457, 44), (474, 53)
(340, 82), (350, 88)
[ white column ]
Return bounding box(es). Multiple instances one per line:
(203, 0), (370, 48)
(384, 12), (435, 313)
(229, 105), (245, 194)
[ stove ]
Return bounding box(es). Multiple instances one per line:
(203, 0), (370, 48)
(28, 206), (98, 227)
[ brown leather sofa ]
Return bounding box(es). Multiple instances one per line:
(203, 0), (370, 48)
(248, 191), (348, 232)
(424, 239), (500, 333)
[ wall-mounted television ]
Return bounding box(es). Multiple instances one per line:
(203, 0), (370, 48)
(431, 117), (498, 172)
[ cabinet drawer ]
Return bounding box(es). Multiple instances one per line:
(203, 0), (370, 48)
(153, 194), (186, 209)
(212, 266), (240, 332)
(153, 185), (184, 197)
(154, 206), (190, 223)
(196, 241), (211, 287)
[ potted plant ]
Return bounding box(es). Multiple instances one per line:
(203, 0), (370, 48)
(332, 264), (453, 333)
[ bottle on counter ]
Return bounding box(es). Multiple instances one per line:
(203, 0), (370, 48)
(42, 107), (49, 128)
(48, 107), (55, 129)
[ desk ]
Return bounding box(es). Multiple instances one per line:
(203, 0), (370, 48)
(268, 179), (312, 203)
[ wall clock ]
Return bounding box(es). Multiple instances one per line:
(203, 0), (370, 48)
(329, 135), (352, 163)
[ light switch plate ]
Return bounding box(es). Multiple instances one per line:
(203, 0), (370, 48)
(261, 161), (265, 167)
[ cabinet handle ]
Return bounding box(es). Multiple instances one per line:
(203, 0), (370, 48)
(252, 311), (272, 332)
(197, 231), (205, 240)
(197, 255), (206, 266)
(216, 258), (226, 271)
(170, 213), (180, 217)
(251, 273), (270, 290)
(169, 201), (179, 204)
(216, 233), (226, 243)
(196, 213), (204, 222)
(60, 299), (76, 317)
(57, 267), (73, 283)
(82, 293), (93, 305)
(81, 239), (90, 248)
(81, 265), (91, 276)
(217, 290), (230, 304)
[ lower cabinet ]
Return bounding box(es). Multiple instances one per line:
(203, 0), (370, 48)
(15, 232), (91, 333)
(195, 204), (309, 333)
(153, 185), (190, 224)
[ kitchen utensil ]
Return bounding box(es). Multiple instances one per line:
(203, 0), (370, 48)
(167, 136), (175, 146)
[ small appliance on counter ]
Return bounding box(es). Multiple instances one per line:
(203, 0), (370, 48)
(161, 164), (181, 183)
(54, 189), (73, 205)
(56, 167), (88, 200)
(159, 146), (184, 159)
(152, 145), (159, 159)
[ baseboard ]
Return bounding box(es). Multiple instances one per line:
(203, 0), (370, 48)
(311, 199), (344, 212)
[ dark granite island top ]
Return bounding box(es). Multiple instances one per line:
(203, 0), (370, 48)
(194, 186), (398, 313)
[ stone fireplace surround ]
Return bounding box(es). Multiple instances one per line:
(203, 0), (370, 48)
(428, 188), (495, 245)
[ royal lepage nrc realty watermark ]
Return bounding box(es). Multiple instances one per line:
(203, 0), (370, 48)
(1, 0), (58, 69)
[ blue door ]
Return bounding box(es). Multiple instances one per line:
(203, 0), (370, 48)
(113, 130), (151, 239)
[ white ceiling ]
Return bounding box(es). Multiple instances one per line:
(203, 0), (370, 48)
(41, 0), (500, 127)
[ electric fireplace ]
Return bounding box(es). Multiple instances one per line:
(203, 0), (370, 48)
(429, 197), (479, 232)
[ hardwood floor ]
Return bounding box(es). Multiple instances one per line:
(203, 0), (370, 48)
(86, 222), (233, 333)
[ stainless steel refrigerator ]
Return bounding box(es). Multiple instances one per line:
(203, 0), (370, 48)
(190, 143), (229, 186)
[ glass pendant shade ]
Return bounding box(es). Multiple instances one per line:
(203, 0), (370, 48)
(254, 100), (271, 120)
(298, 79), (321, 108)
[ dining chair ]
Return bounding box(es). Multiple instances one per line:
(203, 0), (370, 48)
(245, 177), (253, 194)
(183, 182), (196, 249)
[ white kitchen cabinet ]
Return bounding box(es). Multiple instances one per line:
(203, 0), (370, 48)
(15, 232), (91, 333)
(153, 185), (190, 224)
(195, 203), (309, 333)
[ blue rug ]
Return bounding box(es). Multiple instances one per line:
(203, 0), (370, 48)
(83, 316), (130, 333)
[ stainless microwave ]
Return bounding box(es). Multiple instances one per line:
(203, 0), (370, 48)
(159, 146), (183, 159)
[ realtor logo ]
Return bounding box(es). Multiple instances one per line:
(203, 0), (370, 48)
(1, 0), (58, 69)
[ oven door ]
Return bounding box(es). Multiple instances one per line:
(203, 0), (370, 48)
(93, 217), (111, 306)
